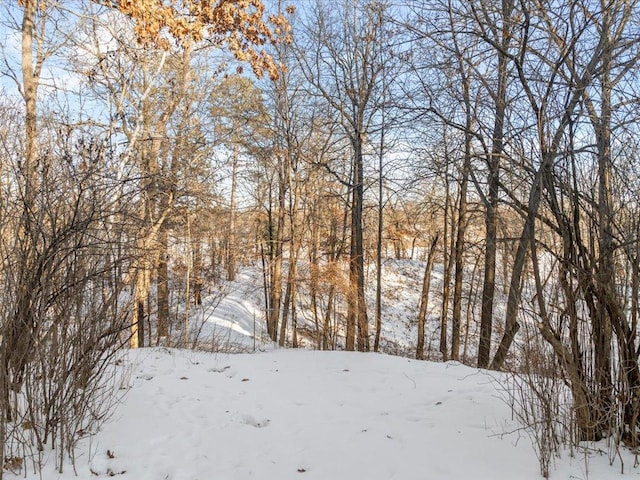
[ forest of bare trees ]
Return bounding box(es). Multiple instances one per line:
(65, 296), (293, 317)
(2, 0), (640, 476)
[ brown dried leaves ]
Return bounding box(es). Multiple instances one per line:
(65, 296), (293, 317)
(115, 0), (294, 79)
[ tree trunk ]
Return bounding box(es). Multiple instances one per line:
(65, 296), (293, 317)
(463, 256), (480, 363)
(227, 142), (239, 281)
(489, 174), (540, 369)
(346, 180), (358, 351)
(157, 226), (169, 344)
(478, 0), (512, 368)
(132, 257), (151, 349)
(353, 137), (369, 352)
(279, 159), (301, 347)
(439, 165), (454, 361)
(4, 0), (42, 391)
(267, 213), (284, 343)
(451, 73), (472, 361)
(291, 265), (299, 348)
(192, 235), (203, 306)
(477, 191), (497, 368)
(374, 157), (384, 353)
(279, 261), (294, 347)
(417, 234), (439, 360)
(20, 0), (38, 211)
(324, 285), (336, 351)
(593, 21), (614, 426)
(310, 205), (322, 349)
(183, 216), (192, 347)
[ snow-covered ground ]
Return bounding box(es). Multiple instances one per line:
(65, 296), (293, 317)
(18, 348), (639, 480)
(8, 262), (640, 479)
(185, 259), (506, 361)
(187, 260), (441, 355)
(184, 268), (268, 351)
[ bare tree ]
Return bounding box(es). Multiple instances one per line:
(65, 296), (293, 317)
(297, 0), (390, 351)
(490, 0), (615, 370)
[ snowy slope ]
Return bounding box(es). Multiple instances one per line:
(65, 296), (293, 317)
(16, 348), (638, 480)
(187, 259), (506, 361)
(186, 260), (438, 355)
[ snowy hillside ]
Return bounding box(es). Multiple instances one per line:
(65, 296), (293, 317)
(180, 258), (504, 362)
(182, 260), (441, 354)
(13, 348), (638, 480)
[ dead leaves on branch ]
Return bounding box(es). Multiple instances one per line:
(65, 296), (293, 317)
(17, 0), (292, 79)
(114, 0), (294, 79)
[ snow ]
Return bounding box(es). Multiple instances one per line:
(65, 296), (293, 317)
(180, 268), (270, 352)
(11, 347), (640, 480)
(7, 262), (640, 479)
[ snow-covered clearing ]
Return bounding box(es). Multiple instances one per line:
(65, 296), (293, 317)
(8, 262), (640, 479)
(15, 348), (639, 480)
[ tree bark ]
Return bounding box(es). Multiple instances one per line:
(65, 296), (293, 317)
(439, 161), (454, 361)
(352, 136), (369, 352)
(594, 14), (614, 424)
(227, 142), (239, 281)
(490, 169), (541, 369)
(157, 226), (169, 343)
(374, 142), (384, 353)
(267, 192), (284, 343)
(450, 72), (472, 362)
(478, 0), (513, 369)
(417, 234), (439, 360)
